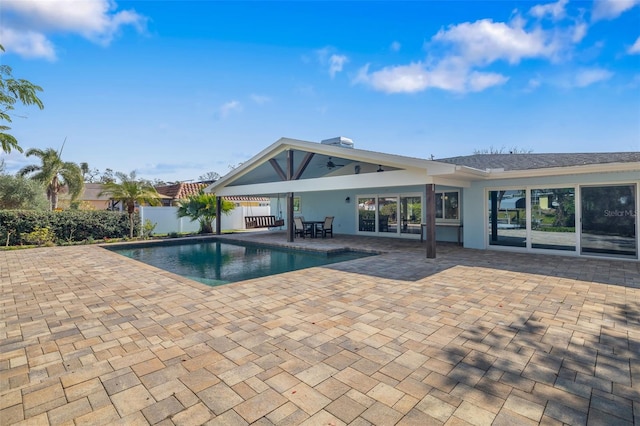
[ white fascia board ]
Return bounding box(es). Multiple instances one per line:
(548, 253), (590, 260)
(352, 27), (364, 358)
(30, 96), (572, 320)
(206, 136), (468, 193)
(431, 177), (473, 188)
(484, 162), (640, 180)
(205, 140), (293, 193)
(216, 169), (427, 196)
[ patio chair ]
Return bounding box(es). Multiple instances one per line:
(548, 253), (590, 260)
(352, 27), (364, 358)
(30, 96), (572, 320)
(294, 217), (313, 238)
(317, 216), (334, 238)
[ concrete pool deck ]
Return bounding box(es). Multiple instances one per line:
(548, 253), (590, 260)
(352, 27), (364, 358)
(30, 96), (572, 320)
(1, 232), (639, 425)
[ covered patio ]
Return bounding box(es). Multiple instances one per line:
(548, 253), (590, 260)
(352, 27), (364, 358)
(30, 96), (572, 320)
(1, 233), (639, 425)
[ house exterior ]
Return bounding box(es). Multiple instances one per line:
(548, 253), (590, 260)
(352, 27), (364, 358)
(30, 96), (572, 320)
(205, 137), (640, 261)
(59, 183), (120, 210)
(155, 182), (209, 206)
(155, 182), (270, 211)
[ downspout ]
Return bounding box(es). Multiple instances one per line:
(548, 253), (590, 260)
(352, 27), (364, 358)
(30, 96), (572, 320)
(216, 196), (221, 235)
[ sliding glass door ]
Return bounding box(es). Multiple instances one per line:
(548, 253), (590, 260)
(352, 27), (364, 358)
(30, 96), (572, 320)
(488, 189), (527, 247)
(486, 184), (637, 259)
(581, 185), (637, 258)
(531, 188), (576, 251)
(358, 197), (376, 232)
(357, 193), (423, 237)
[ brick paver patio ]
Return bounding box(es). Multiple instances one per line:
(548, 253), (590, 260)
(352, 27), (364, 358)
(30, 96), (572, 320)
(1, 232), (639, 425)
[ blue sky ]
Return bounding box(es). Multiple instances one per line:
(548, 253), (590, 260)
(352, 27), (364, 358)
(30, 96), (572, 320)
(1, 0), (639, 183)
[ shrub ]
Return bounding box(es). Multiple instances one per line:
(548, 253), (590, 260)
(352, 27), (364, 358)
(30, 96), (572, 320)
(142, 219), (156, 239)
(25, 226), (55, 246)
(0, 210), (138, 246)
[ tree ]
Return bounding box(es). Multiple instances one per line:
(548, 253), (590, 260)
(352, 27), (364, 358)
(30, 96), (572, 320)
(80, 162), (100, 183)
(0, 174), (49, 210)
(176, 191), (234, 234)
(18, 147), (84, 210)
(198, 171), (220, 182)
(99, 168), (115, 183)
(474, 146), (533, 154)
(0, 44), (44, 154)
(99, 171), (161, 238)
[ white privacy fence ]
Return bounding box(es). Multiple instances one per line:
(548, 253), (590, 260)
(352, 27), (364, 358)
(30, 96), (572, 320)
(139, 205), (273, 234)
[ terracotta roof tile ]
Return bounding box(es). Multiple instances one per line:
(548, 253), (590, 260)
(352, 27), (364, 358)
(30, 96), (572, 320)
(223, 196), (270, 202)
(155, 183), (207, 200)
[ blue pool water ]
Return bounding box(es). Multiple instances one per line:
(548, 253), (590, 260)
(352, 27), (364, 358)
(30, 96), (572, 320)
(109, 239), (373, 286)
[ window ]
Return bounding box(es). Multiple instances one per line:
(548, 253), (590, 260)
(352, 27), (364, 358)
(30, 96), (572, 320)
(488, 189), (526, 248)
(436, 191), (459, 221)
(357, 193), (422, 236)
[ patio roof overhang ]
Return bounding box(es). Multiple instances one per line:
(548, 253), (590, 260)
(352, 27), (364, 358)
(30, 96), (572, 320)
(206, 137), (485, 196)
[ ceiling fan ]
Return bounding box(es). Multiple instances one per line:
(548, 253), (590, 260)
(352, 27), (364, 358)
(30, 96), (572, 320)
(323, 157), (345, 169)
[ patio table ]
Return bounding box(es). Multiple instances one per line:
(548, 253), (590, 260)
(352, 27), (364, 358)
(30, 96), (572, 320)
(302, 221), (325, 238)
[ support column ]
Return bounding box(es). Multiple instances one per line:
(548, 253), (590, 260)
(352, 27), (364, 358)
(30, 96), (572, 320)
(287, 192), (294, 242)
(215, 196), (222, 235)
(286, 150), (294, 242)
(425, 184), (436, 258)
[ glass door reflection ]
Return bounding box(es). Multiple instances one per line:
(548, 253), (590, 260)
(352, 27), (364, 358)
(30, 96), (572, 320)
(581, 185), (637, 257)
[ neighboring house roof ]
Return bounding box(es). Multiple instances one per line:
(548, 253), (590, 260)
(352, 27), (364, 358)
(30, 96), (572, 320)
(155, 183), (207, 200)
(224, 196), (270, 202)
(437, 152), (640, 171)
(81, 183), (112, 201)
(154, 183), (269, 202)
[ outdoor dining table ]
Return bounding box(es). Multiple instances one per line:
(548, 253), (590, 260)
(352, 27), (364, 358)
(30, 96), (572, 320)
(302, 220), (325, 238)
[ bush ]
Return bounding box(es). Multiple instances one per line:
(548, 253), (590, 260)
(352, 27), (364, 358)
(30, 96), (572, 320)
(0, 210), (138, 246)
(142, 219), (156, 239)
(25, 227), (55, 246)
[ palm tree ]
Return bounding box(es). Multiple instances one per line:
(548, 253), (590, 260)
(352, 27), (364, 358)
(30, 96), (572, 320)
(18, 147), (84, 210)
(176, 192), (234, 234)
(0, 44), (45, 154)
(99, 171), (161, 238)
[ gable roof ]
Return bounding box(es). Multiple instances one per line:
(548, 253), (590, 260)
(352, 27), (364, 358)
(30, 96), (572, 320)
(437, 152), (640, 171)
(207, 137), (640, 196)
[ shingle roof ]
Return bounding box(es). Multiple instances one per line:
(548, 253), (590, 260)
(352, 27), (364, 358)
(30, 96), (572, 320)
(436, 152), (640, 171)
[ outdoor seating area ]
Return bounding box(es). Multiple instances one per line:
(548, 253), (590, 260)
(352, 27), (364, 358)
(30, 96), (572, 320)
(244, 215), (285, 229)
(294, 216), (334, 238)
(1, 233), (639, 425)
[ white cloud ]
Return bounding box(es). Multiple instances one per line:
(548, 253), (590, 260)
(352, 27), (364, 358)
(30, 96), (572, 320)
(219, 101), (242, 118)
(355, 10), (591, 95)
(355, 63), (429, 94)
(0, 0), (147, 59)
(354, 58), (508, 94)
(467, 71), (510, 92)
(250, 94), (271, 104)
(592, 0), (640, 21)
(315, 47), (349, 78)
(390, 41), (401, 52)
(432, 18), (558, 65)
(573, 68), (613, 87)
(529, 0), (569, 21)
(329, 54), (348, 78)
(629, 36), (640, 54)
(0, 28), (55, 60)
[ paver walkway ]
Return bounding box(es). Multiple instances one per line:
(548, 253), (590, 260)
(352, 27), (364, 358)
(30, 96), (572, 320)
(1, 233), (639, 425)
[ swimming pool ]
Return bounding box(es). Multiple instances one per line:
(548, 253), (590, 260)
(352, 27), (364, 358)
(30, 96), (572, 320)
(109, 239), (374, 286)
